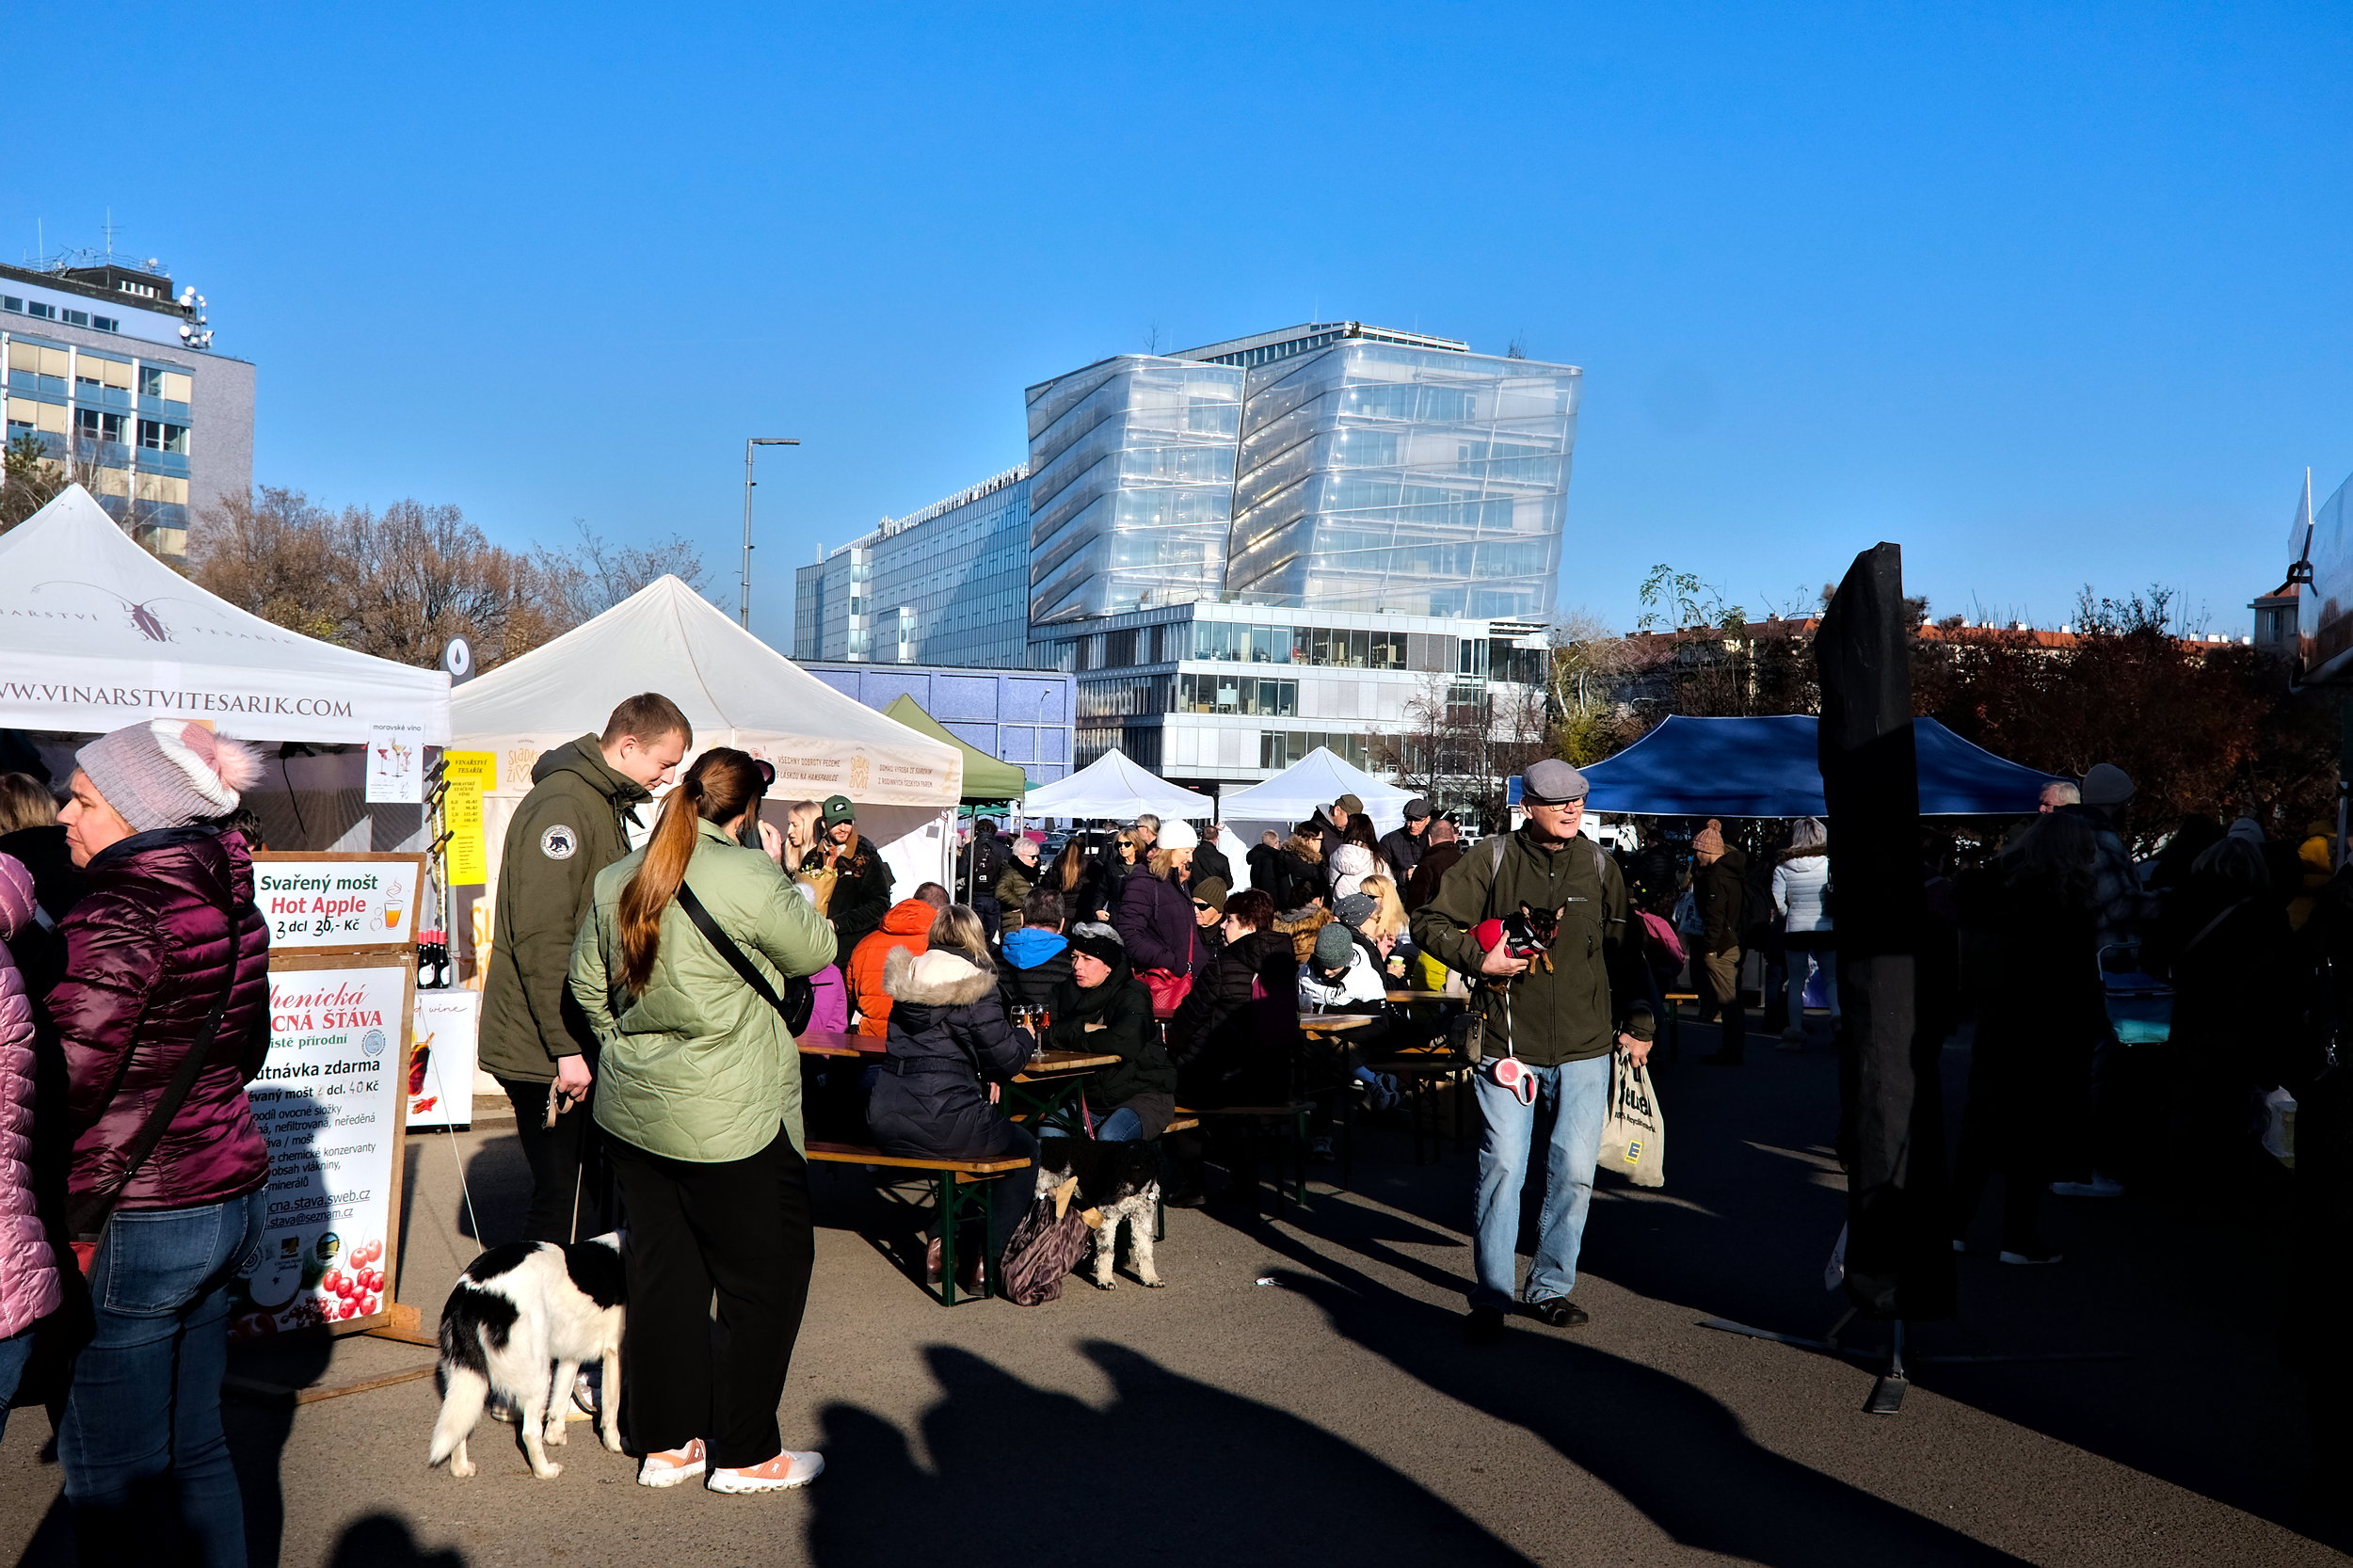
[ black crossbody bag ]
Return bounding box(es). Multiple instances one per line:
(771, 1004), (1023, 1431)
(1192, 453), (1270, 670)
(675, 883), (816, 1033)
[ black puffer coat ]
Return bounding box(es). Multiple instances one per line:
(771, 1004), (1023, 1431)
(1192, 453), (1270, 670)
(865, 946), (1031, 1160)
(1044, 952), (1176, 1127)
(1167, 928), (1296, 1104)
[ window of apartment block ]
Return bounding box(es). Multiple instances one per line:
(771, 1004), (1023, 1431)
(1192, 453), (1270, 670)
(136, 365), (193, 403)
(7, 396), (67, 435)
(9, 342), (71, 379)
(136, 419), (189, 453)
(61, 310), (88, 328)
(91, 316), (119, 332)
(133, 472), (190, 505)
(24, 302), (56, 320)
(73, 408), (125, 443)
(78, 357), (134, 391)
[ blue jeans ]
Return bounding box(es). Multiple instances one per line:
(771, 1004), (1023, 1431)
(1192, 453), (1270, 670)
(62, 1191), (264, 1568)
(0, 1322), (34, 1441)
(1470, 1053), (1611, 1308)
(1096, 1107), (1144, 1142)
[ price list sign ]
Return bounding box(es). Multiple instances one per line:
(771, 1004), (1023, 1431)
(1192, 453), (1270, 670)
(256, 855), (422, 949)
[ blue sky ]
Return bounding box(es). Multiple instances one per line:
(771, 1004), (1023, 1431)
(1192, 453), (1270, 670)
(8, 2), (2348, 643)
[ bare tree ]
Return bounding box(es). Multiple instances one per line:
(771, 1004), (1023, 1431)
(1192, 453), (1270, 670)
(536, 520), (711, 625)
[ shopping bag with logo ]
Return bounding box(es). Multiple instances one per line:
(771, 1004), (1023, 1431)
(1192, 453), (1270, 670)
(1596, 1048), (1665, 1188)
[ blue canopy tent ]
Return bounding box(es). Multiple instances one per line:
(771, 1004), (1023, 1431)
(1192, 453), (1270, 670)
(1516, 714), (2065, 818)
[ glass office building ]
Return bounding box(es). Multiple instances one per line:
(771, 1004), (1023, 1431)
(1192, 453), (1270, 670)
(793, 469), (1032, 667)
(1223, 340), (1577, 619)
(1023, 355), (1243, 625)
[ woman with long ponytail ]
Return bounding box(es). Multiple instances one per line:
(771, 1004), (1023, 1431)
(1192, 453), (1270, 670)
(568, 748), (839, 1495)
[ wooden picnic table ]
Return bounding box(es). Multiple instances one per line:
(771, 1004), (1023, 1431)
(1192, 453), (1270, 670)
(1298, 1012), (1379, 1032)
(796, 1029), (872, 1059)
(1385, 989), (1462, 1005)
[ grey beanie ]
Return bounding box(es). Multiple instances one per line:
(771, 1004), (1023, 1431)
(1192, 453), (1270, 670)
(77, 720), (263, 833)
(1334, 892), (1378, 929)
(2080, 763), (2135, 808)
(1522, 759), (1590, 805)
(1313, 921), (1356, 969)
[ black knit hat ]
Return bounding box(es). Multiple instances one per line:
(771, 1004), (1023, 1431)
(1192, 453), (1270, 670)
(1067, 921), (1126, 968)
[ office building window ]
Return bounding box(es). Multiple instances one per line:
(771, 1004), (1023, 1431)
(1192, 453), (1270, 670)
(73, 408), (125, 443)
(91, 316), (119, 332)
(1259, 730), (1371, 770)
(1175, 674), (1296, 716)
(24, 302), (56, 320)
(136, 419), (189, 454)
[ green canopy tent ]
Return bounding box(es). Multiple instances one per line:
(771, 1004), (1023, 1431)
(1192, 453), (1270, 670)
(881, 694), (1030, 803)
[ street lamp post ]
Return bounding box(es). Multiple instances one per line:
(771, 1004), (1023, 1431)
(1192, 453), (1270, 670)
(742, 437), (800, 630)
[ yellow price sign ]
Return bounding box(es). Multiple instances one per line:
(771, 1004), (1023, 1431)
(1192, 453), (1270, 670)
(441, 750), (495, 887)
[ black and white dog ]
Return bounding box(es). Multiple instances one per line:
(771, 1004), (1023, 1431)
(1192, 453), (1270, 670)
(429, 1233), (625, 1480)
(1037, 1139), (1164, 1290)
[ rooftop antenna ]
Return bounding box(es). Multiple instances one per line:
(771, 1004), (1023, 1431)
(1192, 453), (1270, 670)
(102, 208), (118, 260)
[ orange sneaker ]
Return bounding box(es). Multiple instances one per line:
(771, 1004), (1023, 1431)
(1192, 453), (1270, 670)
(637, 1439), (707, 1488)
(707, 1449), (824, 1493)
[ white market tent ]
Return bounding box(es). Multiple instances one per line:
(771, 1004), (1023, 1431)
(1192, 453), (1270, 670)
(1019, 749), (1213, 822)
(451, 575), (964, 895)
(1220, 746), (1419, 835)
(0, 485), (451, 745)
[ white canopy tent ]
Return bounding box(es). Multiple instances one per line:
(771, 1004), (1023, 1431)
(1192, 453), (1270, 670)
(451, 575), (964, 897)
(1220, 746), (1419, 836)
(0, 486), (452, 744)
(0, 486), (452, 850)
(1018, 749), (1214, 822)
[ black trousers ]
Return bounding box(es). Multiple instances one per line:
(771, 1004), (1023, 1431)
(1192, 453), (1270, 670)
(496, 1075), (611, 1243)
(1949, 1028), (2054, 1251)
(608, 1126), (814, 1469)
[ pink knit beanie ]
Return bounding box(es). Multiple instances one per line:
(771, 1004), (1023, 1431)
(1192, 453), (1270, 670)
(76, 720), (264, 832)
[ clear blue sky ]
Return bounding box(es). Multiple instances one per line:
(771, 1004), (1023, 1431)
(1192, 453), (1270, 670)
(9, 3), (2348, 644)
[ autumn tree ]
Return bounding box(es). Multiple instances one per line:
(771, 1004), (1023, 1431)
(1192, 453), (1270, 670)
(189, 488), (710, 671)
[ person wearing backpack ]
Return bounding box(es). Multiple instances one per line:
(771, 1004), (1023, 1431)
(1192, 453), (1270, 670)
(1411, 760), (1654, 1344)
(1690, 820), (1751, 1064)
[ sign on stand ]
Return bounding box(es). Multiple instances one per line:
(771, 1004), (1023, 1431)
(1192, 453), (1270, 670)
(408, 989), (479, 1130)
(232, 852), (424, 1345)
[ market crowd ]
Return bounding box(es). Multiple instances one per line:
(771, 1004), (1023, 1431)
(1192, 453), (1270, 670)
(3, 694), (2344, 1551)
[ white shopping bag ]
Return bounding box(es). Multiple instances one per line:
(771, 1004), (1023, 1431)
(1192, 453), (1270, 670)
(1596, 1048), (1666, 1188)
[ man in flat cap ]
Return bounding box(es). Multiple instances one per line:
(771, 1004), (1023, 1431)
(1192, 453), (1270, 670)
(1412, 759), (1654, 1344)
(1379, 797), (1434, 880)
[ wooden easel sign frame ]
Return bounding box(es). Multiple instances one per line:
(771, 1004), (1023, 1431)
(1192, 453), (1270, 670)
(232, 852), (424, 1346)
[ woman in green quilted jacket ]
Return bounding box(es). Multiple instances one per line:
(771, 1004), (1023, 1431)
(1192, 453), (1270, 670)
(568, 747), (837, 1496)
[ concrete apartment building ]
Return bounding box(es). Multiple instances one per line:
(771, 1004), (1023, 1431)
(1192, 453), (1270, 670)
(2, 258), (253, 558)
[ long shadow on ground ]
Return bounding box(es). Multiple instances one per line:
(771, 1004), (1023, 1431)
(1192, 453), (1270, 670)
(807, 1342), (1536, 1568)
(1245, 1221), (2034, 1567)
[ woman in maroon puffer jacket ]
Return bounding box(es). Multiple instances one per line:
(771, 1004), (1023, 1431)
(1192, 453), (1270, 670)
(52, 720), (269, 1568)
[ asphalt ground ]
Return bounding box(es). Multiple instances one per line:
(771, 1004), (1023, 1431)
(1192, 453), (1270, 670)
(4, 1014), (2345, 1568)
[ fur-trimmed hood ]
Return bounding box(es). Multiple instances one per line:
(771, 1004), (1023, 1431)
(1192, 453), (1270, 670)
(1285, 832), (1325, 864)
(883, 943), (998, 1006)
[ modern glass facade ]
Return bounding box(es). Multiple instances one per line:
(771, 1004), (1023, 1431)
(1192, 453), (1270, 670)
(1023, 356), (1242, 625)
(792, 469), (1032, 667)
(1224, 343), (1577, 619)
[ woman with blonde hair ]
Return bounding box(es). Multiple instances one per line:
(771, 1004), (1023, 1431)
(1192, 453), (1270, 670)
(1357, 873), (1410, 943)
(776, 799), (847, 1031)
(569, 748), (838, 1494)
(866, 903), (1034, 1293)
(1115, 820), (1205, 981)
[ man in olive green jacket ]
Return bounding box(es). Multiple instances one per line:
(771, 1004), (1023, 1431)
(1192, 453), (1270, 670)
(1411, 759), (1654, 1342)
(480, 694), (690, 1240)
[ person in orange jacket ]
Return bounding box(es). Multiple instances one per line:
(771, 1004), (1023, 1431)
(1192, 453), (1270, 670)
(848, 885), (948, 1036)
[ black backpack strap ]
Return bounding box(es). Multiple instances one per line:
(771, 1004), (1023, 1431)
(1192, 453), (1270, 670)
(68, 904), (244, 1240)
(676, 882), (812, 1032)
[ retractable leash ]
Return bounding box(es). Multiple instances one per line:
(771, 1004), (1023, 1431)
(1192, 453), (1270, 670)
(424, 1052), (485, 1247)
(1487, 979), (1537, 1106)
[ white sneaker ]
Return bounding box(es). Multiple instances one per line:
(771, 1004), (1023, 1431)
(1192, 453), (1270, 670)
(708, 1449), (824, 1494)
(2049, 1175), (2125, 1198)
(571, 1368), (598, 1419)
(638, 1439), (708, 1488)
